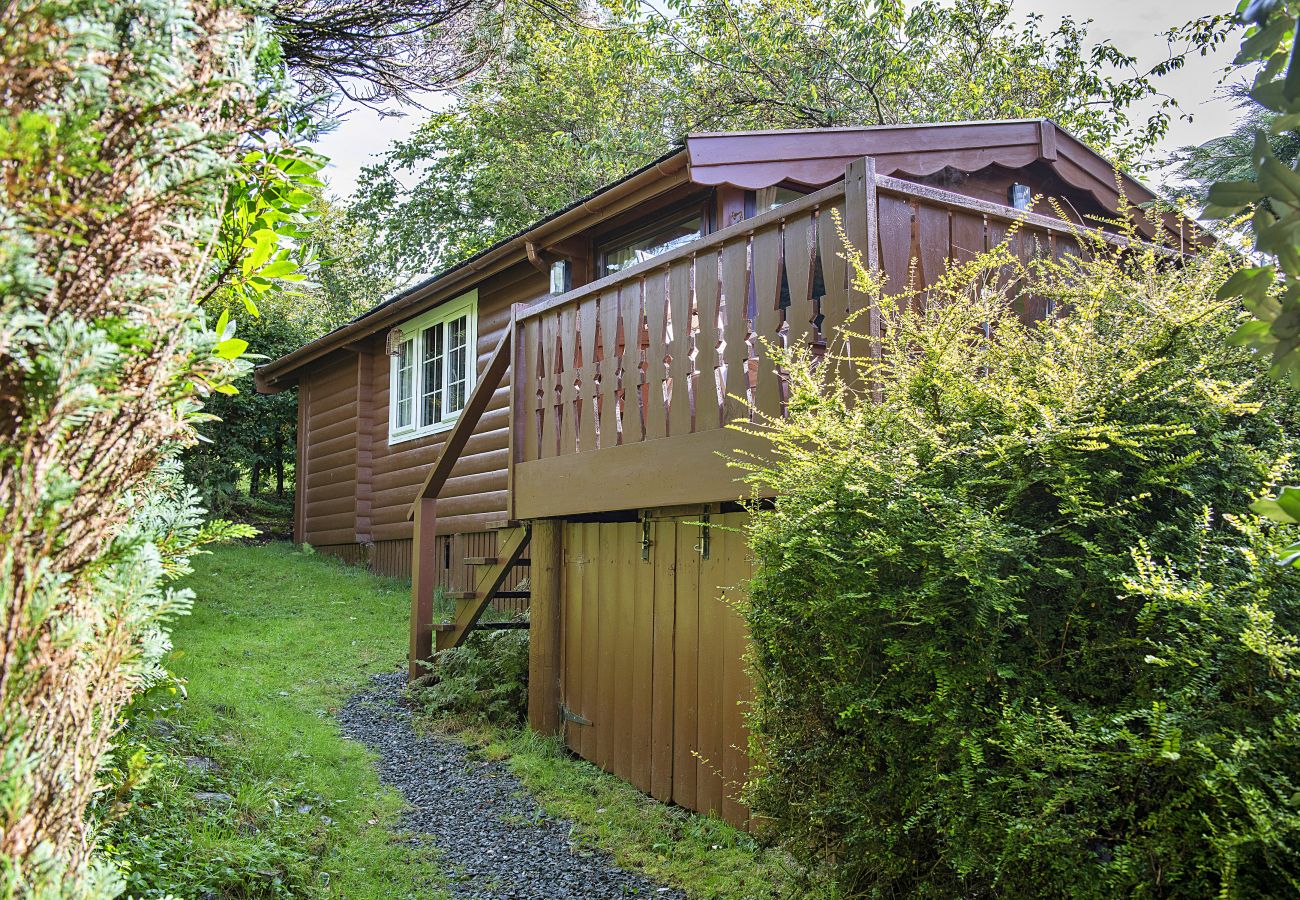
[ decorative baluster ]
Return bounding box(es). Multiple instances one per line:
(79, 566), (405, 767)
(807, 210), (827, 357)
(599, 289), (621, 448)
(752, 224), (785, 420)
(693, 248), (721, 431)
(588, 296), (604, 450)
(720, 238), (749, 423)
(550, 313), (564, 458)
(640, 267), (669, 442)
(518, 318), (537, 463)
(558, 303), (579, 454)
(817, 199), (850, 353)
(667, 258), (693, 438)
(537, 312), (555, 458)
(616, 279), (637, 444)
(533, 316), (547, 460)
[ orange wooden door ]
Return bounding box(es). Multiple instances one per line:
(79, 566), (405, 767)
(559, 513), (752, 826)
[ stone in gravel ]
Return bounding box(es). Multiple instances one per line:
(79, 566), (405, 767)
(337, 671), (688, 900)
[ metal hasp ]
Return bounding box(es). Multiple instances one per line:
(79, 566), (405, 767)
(641, 515), (652, 561)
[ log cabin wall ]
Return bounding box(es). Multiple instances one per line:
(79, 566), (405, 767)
(299, 257), (547, 590)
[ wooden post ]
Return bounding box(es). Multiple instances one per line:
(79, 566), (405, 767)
(528, 518), (563, 735)
(408, 497), (439, 681)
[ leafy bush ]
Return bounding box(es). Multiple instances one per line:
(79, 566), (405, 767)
(413, 622), (530, 729)
(739, 228), (1300, 897)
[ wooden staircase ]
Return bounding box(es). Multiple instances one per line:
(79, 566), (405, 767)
(434, 523), (531, 652)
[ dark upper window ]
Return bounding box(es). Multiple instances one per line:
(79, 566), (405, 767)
(597, 202), (708, 278)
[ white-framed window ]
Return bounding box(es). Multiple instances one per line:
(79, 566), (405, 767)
(388, 290), (477, 445)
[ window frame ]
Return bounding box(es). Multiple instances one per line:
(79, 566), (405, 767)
(387, 290), (478, 446)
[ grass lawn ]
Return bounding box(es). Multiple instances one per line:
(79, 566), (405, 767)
(101, 541), (447, 899)
(104, 539), (799, 899)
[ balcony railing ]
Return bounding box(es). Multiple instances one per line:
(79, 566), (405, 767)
(508, 157), (1099, 520)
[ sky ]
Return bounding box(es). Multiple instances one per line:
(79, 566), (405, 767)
(310, 0), (1245, 200)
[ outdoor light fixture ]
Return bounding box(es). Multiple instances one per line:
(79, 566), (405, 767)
(549, 259), (572, 295)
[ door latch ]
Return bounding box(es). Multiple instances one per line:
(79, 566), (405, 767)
(694, 512), (711, 559)
(641, 515), (652, 561)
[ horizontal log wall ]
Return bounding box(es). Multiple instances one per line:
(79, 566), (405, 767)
(296, 258), (548, 574)
(301, 354), (358, 547)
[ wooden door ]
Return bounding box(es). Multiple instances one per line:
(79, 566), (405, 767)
(559, 513), (752, 825)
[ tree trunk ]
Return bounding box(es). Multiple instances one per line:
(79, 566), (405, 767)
(275, 430), (285, 498)
(250, 461), (261, 497)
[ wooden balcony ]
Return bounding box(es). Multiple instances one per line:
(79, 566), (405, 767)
(507, 155), (1105, 520)
(508, 164), (863, 519)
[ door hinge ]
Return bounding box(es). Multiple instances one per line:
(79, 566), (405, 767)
(560, 703), (591, 726)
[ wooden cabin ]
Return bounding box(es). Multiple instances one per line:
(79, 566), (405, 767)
(256, 119), (1176, 826)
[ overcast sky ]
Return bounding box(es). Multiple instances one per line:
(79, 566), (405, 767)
(311, 0), (1244, 200)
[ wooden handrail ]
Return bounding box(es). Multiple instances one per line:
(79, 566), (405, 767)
(406, 328), (512, 520)
(515, 181), (847, 323)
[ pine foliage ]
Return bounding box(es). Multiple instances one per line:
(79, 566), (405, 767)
(0, 2), (272, 894)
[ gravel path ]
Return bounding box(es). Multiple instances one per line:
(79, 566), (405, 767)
(337, 671), (687, 899)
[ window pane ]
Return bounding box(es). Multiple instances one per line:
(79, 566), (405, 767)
(756, 186), (806, 213)
(445, 315), (469, 415)
(600, 213), (703, 277)
(395, 339), (414, 429)
(421, 323), (444, 427)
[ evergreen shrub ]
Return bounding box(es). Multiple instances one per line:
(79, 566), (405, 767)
(414, 623), (530, 729)
(740, 228), (1300, 897)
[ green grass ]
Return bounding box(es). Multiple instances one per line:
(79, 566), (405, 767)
(105, 539), (801, 899)
(101, 542), (448, 899)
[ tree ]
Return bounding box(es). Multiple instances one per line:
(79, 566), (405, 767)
(266, 0), (510, 106)
(0, 1), (308, 892)
(183, 191), (396, 517)
(1174, 84), (1300, 202)
(353, 0), (1217, 280)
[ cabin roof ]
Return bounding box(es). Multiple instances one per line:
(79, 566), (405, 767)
(256, 119), (1156, 391)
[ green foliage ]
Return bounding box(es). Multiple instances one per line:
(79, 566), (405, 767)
(1174, 85), (1300, 203)
(1203, 2), (1300, 376)
(97, 695), (324, 898)
(207, 144), (328, 318)
(0, 0), (319, 892)
(738, 225), (1300, 896)
(413, 622), (530, 729)
(186, 191), (395, 517)
(353, 0), (1204, 279)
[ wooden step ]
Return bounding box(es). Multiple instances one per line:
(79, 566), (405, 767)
(444, 590), (476, 600)
(433, 623), (456, 632)
(465, 555), (532, 567)
(485, 519), (522, 530)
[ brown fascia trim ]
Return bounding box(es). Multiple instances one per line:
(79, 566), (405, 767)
(254, 149), (689, 394)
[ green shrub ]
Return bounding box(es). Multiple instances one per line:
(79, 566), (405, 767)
(739, 228), (1300, 897)
(413, 623), (530, 729)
